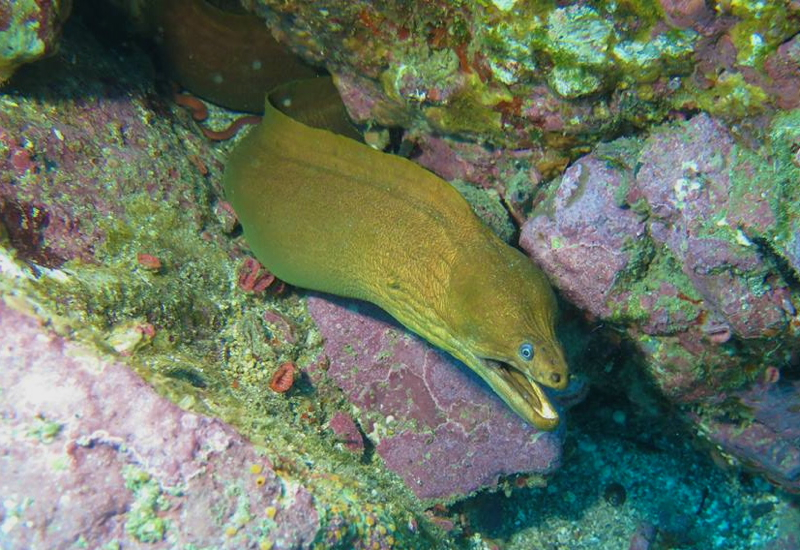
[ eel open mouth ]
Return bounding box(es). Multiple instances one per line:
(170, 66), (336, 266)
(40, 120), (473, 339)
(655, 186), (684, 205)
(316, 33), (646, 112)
(477, 358), (560, 431)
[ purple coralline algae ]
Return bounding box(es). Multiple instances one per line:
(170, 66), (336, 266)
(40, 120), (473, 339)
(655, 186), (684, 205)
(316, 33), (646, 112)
(0, 299), (318, 549)
(327, 411), (366, 455)
(307, 296), (568, 502)
(2, 1), (800, 543)
(694, 379), (800, 491)
(0, 32), (221, 268)
(520, 111), (800, 491)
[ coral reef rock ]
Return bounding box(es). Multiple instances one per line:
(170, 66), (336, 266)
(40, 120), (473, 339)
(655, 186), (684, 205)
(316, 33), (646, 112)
(0, 0), (71, 84)
(308, 296), (569, 501)
(0, 299), (319, 549)
(520, 112), (800, 492)
(245, 0), (800, 190)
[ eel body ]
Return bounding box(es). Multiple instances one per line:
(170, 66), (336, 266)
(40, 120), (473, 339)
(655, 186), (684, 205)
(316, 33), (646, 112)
(222, 81), (569, 430)
(149, 0), (317, 113)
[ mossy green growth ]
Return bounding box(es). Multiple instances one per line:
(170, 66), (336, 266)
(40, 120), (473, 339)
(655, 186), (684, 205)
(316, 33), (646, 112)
(548, 65), (604, 98)
(382, 47), (461, 105)
(423, 77), (509, 137)
(692, 71), (769, 119)
(0, 0), (49, 83)
(727, 0), (799, 68)
(767, 109), (800, 200)
(223, 484), (253, 533)
(528, 4), (616, 97)
(612, 235), (656, 292)
(723, 110), (800, 260)
(613, 29), (697, 84)
(451, 180), (516, 242)
(27, 416), (63, 444)
(754, 110), (800, 275)
(123, 465), (170, 543)
(610, 244), (702, 333)
(488, 1), (688, 97)
(639, 332), (706, 383)
(48, 192), (234, 345)
(601, 0), (665, 33)
(479, 7), (550, 86)
(542, 5), (615, 69)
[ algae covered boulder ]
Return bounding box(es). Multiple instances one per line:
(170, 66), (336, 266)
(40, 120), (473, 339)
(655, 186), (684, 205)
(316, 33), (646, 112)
(520, 111), (800, 491)
(0, 0), (71, 84)
(245, 0), (799, 194)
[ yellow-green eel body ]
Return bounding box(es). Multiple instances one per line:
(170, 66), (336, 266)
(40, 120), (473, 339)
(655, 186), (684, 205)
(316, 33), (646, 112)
(223, 85), (570, 430)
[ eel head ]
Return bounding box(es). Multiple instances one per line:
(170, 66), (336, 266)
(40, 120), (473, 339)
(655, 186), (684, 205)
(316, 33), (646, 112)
(457, 332), (568, 431)
(446, 246), (570, 431)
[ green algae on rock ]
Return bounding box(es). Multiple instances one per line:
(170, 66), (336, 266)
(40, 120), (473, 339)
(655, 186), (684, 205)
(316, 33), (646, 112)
(520, 111), (800, 491)
(0, 0), (71, 84)
(243, 0), (798, 196)
(0, 20), (444, 547)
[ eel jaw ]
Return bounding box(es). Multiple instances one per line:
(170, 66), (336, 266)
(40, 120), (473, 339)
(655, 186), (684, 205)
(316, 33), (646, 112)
(476, 358), (561, 431)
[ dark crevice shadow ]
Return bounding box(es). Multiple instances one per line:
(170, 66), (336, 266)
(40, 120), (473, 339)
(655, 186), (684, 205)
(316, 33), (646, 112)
(4, 13), (158, 107)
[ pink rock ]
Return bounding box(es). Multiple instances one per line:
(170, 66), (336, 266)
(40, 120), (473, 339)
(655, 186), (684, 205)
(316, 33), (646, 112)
(307, 296), (568, 501)
(629, 520), (657, 550)
(263, 309), (298, 344)
(0, 299), (320, 548)
(522, 114), (795, 343)
(0, 26), (224, 268)
(327, 411), (365, 455)
(764, 34), (800, 110)
(520, 113), (800, 491)
(521, 156), (646, 319)
(659, 0), (713, 28)
(690, 380), (800, 492)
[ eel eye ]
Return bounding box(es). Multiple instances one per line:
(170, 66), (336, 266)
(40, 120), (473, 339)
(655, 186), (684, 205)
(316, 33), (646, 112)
(519, 343), (534, 361)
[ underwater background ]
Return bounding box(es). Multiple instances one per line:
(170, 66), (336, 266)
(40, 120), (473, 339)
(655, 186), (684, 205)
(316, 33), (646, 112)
(1, 0), (799, 548)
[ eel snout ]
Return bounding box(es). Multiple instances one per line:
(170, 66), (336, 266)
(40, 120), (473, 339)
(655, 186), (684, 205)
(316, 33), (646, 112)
(462, 332), (569, 430)
(531, 342), (570, 390)
(478, 357), (562, 431)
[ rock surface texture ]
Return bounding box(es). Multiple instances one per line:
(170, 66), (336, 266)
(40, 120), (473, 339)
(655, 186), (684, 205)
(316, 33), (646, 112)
(0, 0), (70, 84)
(0, 22), (444, 548)
(240, 0), (800, 493)
(308, 296), (568, 501)
(0, 0), (798, 535)
(0, 299), (319, 549)
(520, 112), (800, 491)
(245, 0), (800, 206)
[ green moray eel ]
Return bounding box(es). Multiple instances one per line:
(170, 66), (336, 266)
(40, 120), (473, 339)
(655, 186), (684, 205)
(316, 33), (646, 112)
(148, 0), (318, 113)
(222, 80), (570, 430)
